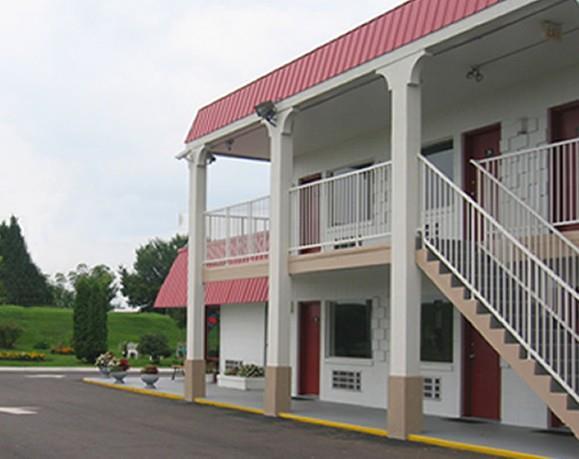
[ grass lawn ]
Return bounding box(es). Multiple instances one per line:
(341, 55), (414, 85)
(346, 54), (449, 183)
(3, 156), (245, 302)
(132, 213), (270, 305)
(0, 305), (186, 367)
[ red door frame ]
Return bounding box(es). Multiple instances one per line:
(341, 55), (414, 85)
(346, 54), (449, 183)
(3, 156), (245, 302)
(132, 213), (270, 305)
(299, 301), (321, 396)
(549, 100), (579, 231)
(462, 124), (502, 421)
(299, 173), (322, 254)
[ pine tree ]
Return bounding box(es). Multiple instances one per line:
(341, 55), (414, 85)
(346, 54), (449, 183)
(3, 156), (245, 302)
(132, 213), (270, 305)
(0, 216), (51, 306)
(72, 265), (115, 363)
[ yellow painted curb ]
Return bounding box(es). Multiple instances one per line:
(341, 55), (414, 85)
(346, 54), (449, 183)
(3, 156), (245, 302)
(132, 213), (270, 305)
(194, 397), (265, 415)
(407, 434), (548, 459)
(279, 412), (389, 437)
(82, 378), (184, 401)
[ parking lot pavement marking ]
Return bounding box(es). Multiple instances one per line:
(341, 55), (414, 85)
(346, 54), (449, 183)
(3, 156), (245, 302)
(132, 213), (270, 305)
(25, 375), (65, 379)
(0, 407), (38, 415)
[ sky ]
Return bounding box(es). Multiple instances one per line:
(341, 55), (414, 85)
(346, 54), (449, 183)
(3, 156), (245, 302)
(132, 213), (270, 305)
(0, 0), (404, 278)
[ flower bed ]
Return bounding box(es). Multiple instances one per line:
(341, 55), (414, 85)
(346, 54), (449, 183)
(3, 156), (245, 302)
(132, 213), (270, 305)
(51, 345), (74, 355)
(218, 363), (265, 390)
(0, 351), (46, 362)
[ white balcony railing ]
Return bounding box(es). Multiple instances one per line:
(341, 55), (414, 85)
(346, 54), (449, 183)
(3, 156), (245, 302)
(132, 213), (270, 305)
(204, 196), (270, 265)
(476, 137), (579, 227)
(289, 162), (392, 254)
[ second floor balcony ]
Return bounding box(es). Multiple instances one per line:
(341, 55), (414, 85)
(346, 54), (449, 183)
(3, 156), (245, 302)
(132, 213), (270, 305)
(204, 161), (392, 267)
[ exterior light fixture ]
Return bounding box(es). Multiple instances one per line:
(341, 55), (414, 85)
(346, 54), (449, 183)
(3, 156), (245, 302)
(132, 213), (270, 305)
(255, 100), (277, 126)
(466, 66), (484, 82)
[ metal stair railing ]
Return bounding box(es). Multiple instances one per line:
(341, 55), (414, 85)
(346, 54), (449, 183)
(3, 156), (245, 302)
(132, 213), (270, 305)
(472, 159), (579, 290)
(419, 156), (579, 404)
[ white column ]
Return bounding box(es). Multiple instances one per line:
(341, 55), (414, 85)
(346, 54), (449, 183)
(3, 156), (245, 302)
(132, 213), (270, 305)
(185, 146), (207, 401)
(263, 108), (296, 416)
(377, 51), (426, 439)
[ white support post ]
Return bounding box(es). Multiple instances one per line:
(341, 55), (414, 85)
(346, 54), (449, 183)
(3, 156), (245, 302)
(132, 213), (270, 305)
(377, 51), (426, 439)
(263, 108), (297, 416)
(185, 146), (208, 402)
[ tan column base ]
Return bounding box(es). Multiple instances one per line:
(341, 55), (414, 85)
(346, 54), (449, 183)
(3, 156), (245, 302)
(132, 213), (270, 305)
(184, 359), (206, 402)
(263, 366), (291, 416)
(387, 375), (423, 439)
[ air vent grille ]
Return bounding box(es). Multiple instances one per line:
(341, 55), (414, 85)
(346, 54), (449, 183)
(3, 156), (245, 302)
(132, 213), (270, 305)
(332, 370), (361, 391)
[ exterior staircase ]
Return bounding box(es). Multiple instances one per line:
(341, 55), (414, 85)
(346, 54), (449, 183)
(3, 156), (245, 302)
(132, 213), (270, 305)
(418, 155), (579, 437)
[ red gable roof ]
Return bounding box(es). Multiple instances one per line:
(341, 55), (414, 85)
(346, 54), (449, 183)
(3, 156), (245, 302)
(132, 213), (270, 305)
(154, 247), (188, 308)
(154, 247), (268, 308)
(186, 0), (500, 142)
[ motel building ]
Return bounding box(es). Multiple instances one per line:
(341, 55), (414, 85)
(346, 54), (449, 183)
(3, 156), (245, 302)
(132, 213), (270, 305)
(154, 0), (579, 446)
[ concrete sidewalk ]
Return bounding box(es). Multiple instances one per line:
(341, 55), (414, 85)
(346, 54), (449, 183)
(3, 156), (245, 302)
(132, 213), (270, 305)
(84, 375), (579, 459)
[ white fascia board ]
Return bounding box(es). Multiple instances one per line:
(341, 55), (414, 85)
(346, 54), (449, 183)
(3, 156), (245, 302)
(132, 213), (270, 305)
(181, 0), (541, 154)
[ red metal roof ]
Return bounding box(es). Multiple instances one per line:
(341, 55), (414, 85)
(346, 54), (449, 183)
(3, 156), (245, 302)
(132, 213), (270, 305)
(154, 248), (268, 308)
(185, 0), (501, 142)
(153, 247), (188, 309)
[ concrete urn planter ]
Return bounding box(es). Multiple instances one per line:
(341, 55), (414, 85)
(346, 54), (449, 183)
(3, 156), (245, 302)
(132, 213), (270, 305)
(111, 371), (127, 384)
(217, 374), (265, 391)
(98, 366), (111, 378)
(141, 373), (159, 389)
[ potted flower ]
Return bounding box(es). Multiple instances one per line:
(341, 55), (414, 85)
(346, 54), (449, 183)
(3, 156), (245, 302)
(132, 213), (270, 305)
(95, 352), (115, 378)
(140, 364), (159, 389)
(217, 364), (265, 391)
(109, 357), (130, 384)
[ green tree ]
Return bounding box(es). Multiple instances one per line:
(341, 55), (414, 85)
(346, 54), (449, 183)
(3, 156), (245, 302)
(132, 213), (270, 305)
(138, 333), (172, 364)
(48, 272), (75, 308)
(0, 216), (51, 306)
(120, 234), (187, 312)
(72, 264), (117, 363)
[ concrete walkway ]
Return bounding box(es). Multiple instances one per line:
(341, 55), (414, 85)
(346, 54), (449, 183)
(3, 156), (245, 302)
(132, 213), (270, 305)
(85, 375), (579, 459)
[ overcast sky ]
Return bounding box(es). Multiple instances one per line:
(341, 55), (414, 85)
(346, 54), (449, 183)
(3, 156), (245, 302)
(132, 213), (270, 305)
(0, 0), (404, 277)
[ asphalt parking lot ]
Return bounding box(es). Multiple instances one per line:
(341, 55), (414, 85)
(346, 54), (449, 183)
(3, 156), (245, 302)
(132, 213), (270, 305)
(0, 372), (486, 458)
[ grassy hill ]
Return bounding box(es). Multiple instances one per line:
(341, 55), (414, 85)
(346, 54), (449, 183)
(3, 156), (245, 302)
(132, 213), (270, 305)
(0, 305), (185, 367)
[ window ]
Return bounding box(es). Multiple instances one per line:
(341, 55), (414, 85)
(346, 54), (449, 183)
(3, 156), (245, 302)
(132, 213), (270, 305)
(422, 141), (454, 212)
(206, 306), (220, 362)
(328, 163), (374, 227)
(329, 300), (372, 359)
(421, 301), (453, 363)
(423, 141), (454, 180)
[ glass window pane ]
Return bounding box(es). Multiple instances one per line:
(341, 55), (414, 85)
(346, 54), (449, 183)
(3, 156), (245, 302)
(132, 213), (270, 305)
(329, 301), (372, 358)
(423, 141), (454, 180)
(421, 301), (453, 363)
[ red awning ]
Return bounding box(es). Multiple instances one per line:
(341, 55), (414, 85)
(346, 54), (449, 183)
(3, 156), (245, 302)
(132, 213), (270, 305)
(205, 277), (268, 306)
(154, 248), (268, 308)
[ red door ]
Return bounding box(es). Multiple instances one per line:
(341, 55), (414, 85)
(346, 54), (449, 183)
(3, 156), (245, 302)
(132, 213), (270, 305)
(463, 321), (501, 420)
(463, 125), (501, 242)
(299, 302), (321, 396)
(463, 124), (501, 200)
(299, 174), (322, 254)
(550, 101), (579, 229)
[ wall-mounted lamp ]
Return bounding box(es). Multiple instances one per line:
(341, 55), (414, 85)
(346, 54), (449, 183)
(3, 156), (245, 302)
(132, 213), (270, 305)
(466, 66), (484, 83)
(206, 152), (216, 165)
(255, 100), (277, 126)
